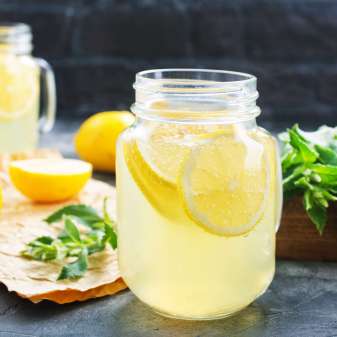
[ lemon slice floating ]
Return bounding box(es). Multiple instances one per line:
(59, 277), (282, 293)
(123, 124), (212, 220)
(136, 124), (209, 185)
(123, 138), (183, 220)
(9, 159), (92, 202)
(124, 123), (239, 222)
(0, 56), (39, 121)
(178, 131), (270, 236)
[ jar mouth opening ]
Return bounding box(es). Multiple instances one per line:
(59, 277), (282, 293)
(134, 69), (256, 94)
(133, 69), (260, 123)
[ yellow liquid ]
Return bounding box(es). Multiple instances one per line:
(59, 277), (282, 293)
(117, 124), (282, 319)
(0, 54), (40, 154)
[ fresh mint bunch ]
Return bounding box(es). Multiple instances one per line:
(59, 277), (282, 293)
(22, 198), (117, 280)
(280, 125), (337, 234)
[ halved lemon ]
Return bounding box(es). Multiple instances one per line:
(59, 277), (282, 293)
(9, 159), (92, 202)
(178, 130), (270, 236)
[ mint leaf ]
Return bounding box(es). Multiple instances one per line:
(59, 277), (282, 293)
(23, 198), (118, 280)
(103, 197), (112, 223)
(288, 125), (318, 163)
(45, 205), (102, 228)
(310, 164), (337, 186)
(64, 216), (81, 243)
(57, 250), (88, 280)
(307, 203), (327, 235)
(315, 144), (337, 166)
(22, 236), (57, 261)
(33, 236), (54, 245)
(280, 124), (337, 234)
(105, 223), (117, 249)
(303, 190), (313, 211)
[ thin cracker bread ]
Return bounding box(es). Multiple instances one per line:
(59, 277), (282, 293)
(0, 179), (127, 304)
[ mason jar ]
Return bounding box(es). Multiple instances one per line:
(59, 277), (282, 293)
(0, 23), (56, 154)
(116, 69), (282, 320)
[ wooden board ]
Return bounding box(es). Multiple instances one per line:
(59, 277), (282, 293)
(277, 196), (337, 261)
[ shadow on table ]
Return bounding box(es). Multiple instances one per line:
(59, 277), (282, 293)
(0, 283), (101, 319)
(111, 295), (272, 337)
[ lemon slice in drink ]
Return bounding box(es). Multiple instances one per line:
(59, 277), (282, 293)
(123, 124), (215, 220)
(0, 55), (38, 121)
(136, 124), (209, 185)
(124, 124), (238, 220)
(123, 138), (182, 220)
(179, 131), (269, 236)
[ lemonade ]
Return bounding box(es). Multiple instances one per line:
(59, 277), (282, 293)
(0, 53), (40, 153)
(116, 69), (282, 320)
(0, 23), (55, 154)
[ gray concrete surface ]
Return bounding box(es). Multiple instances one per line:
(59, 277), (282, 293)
(1, 261), (337, 337)
(0, 121), (336, 337)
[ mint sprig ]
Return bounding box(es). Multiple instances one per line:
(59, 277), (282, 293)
(22, 198), (117, 280)
(280, 125), (337, 234)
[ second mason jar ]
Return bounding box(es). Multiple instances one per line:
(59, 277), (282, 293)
(116, 69), (282, 320)
(0, 23), (56, 154)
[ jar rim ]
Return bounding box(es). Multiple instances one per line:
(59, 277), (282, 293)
(0, 22), (31, 37)
(137, 68), (256, 81)
(132, 68), (260, 124)
(135, 68), (257, 93)
(0, 22), (32, 54)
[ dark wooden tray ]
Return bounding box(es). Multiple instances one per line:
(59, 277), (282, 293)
(277, 197), (337, 261)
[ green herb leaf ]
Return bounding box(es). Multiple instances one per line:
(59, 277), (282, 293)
(45, 204), (102, 228)
(64, 216), (81, 243)
(23, 198), (118, 280)
(303, 190), (313, 211)
(307, 203), (327, 235)
(288, 125), (318, 163)
(280, 124), (337, 234)
(105, 223), (118, 249)
(315, 144), (337, 166)
(57, 250), (88, 280)
(22, 236), (57, 261)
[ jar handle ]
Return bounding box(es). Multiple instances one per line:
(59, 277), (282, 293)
(35, 58), (56, 133)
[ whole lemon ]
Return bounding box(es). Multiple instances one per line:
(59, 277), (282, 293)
(75, 111), (135, 172)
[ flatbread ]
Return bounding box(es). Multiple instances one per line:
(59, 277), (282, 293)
(0, 179), (127, 303)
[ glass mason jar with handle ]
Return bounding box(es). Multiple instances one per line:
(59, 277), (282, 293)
(116, 69), (282, 320)
(0, 23), (56, 154)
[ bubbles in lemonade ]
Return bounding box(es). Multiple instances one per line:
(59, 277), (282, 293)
(117, 121), (282, 319)
(0, 54), (40, 153)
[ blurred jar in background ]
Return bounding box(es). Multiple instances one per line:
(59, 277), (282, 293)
(0, 23), (56, 154)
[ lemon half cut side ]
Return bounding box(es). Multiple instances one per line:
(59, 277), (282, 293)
(9, 159), (92, 202)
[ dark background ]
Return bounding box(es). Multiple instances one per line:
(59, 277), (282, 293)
(2, 0), (337, 131)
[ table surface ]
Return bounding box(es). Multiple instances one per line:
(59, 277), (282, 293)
(1, 120), (337, 337)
